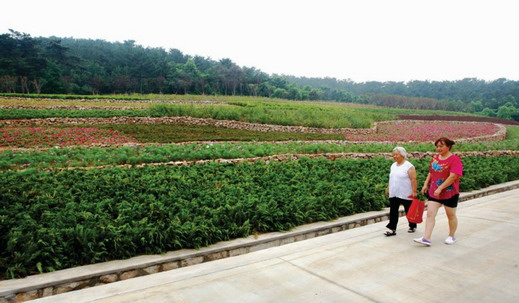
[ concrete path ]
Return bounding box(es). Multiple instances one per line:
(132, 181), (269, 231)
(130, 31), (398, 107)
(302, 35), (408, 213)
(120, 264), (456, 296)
(34, 189), (519, 303)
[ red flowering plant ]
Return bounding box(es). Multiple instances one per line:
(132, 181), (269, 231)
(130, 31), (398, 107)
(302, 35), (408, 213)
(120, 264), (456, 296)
(0, 127), (136, 148)
(344, 121), (501, 142)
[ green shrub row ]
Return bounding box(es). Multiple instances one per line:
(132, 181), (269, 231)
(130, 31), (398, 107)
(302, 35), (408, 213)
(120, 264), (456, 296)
(1, 139), (518, 171)
(0, 108), (150, 120)
(1, 156), (518, 278)
(0, 101), (395, 128)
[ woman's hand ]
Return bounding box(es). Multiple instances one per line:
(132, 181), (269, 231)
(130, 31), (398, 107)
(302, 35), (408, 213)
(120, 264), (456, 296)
(421, 185), (428, 195)
(412, 191), (417, 199)
(434, 187), (442, 197)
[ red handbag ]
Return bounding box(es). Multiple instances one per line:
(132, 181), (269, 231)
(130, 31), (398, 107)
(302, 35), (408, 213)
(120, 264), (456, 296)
(406, 198), (425, 223)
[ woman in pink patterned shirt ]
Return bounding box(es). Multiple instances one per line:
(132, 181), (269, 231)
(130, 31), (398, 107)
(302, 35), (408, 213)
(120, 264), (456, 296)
(414, 137), (463, 246)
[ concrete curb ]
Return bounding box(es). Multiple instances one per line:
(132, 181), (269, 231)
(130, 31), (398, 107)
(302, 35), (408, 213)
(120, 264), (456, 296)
(1, 180), (519, 302)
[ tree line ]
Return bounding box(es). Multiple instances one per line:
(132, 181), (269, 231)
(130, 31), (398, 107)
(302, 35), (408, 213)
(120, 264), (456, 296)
(286, 76), (519, 120)
(0, 30), (357, 102)
(1, 30), (518, 120)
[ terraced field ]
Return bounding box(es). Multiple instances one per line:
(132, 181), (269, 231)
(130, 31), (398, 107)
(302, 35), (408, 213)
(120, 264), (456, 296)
(1, 95), (518, 282)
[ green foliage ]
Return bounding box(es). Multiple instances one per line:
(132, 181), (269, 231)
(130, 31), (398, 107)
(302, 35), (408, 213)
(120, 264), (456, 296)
(0, 99), (395, 128)
(365, 94), (467, 112)
(287, 76), (519, 113)
(0, 158), (381, 278)
(1, 134), (518, 171)
(0, 108), (150, 119)
(506, 126), (519, 140)
(1, 156), (518, 278)
(496, 103), (519, 121)
(480, 107), (497, 117)
(147, 101), (389, 128)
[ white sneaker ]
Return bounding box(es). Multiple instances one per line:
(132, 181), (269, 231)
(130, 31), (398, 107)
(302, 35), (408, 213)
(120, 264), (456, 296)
(445, 236), (456, 245)
(413, 237), (431, 246)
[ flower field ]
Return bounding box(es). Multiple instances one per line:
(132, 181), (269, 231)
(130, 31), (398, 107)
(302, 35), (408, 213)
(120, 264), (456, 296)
(0, 127), (136, 148)
(344, 121), (502, 142)
(0, 121), (506, 149)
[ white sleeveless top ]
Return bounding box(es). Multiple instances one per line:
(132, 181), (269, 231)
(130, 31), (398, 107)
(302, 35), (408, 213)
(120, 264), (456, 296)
(388, 160), (414, 200)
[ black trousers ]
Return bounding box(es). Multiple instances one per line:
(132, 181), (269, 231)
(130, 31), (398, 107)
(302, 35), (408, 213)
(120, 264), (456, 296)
(386, 197), (417, 230)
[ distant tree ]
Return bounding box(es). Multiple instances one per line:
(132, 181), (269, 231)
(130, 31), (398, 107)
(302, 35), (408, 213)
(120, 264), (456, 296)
(215, 58), (242, 95)
(481, 107), (497, 117)
(258, 82), (275, 97)
(470, 100), (484, 112)
(308, 88), (322, 100)
(272, 88), (288, 99)
(0, 75), (17, 92)
(169, 49), (188, 64)
(287, 85), (302, 100)
(497, 103), (517, 120)
(0, 30), (47, 93)
(178, 60), (202, 94)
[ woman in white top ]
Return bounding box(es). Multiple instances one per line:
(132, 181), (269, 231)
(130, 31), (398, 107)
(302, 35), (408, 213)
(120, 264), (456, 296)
(384, 146), (418, 236)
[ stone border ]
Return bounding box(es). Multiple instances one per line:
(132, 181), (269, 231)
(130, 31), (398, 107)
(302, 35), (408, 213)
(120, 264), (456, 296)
(0, 117), (375, 135)
(1, 180), (518, 302)
(0, 105), (147, 110)
(0, 118), (506, 142)
(0, 97), (224, 105)
(398, 114), (519, 126)
(16, 150), (517, 173)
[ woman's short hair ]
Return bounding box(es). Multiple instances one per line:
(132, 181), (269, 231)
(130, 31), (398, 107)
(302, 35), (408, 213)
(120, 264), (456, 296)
(434, 137), (456, 149)
(393, 146), (408, 158)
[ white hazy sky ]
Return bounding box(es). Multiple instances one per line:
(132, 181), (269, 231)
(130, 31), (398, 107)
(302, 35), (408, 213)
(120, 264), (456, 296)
(1, 0), (518, 82)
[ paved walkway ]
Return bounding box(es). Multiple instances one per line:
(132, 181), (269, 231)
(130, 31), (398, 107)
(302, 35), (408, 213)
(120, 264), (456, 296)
(35, 189), (519, 303)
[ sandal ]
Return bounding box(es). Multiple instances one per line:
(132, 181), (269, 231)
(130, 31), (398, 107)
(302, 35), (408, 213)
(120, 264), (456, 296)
(384, 230), (396, 236)
(408, 228), (416, 233)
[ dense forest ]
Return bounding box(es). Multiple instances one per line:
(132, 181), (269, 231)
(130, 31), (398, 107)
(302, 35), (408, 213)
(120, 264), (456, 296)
(1, 29), (518, 120)
(286, 76), (519, 119)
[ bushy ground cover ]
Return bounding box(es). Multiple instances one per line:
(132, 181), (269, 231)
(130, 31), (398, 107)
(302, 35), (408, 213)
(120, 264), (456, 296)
(0, 108), (149, 120)
(1, 156), (518, 278)
(344, 121), (502, 142)
(507, 125), (519, 139)
(0, 101), (393, 129)
(0, 134), (518, 171)
(0, 93), (490, 117)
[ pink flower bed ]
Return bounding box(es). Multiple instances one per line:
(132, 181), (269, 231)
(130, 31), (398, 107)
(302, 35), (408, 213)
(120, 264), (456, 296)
(0, 127), (136, 148)
(344, 121), (501, 142)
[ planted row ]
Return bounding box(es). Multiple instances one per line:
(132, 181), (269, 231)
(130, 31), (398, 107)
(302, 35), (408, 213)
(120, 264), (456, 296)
(1, 139), (519, 171)
(1, 156), (519, 278)
(0, 127), (136, 148)
(0, 101), (395, 128)
(0, 157), (388, 279)
(0, 93), (147, 100)
(344, 121), (502, 142)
